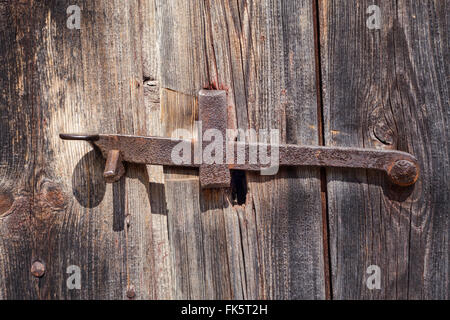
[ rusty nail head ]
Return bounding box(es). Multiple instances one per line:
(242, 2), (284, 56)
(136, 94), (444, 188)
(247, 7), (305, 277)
(387, 159), (419, 187)
(126, 285), (136, 299)
(31, 261), (45, 278)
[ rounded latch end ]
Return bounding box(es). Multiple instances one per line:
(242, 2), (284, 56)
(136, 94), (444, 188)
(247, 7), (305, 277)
(387, 159), (419, 187)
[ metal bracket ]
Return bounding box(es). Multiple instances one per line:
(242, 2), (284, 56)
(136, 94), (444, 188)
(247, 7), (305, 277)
(60, 90), (419, 188)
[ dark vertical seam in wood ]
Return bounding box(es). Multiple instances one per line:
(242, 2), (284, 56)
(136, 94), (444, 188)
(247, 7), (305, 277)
(202, 1), (224, 297)
(235, 0), (249, 130)
(219, 3), (250, 295)
(313, 0), (332, 300)
(391, 0), (400, 140)
(396, 6), (413, 298)
(221, 0), (239, 120)
(182, 209), (192, 298)
(199, 206), (209, 299)
(251, 194), (263, 298)
(237, 209), (248, 298)
(222, 207), (234, 299)
(219, 198), (233, 297)
(138, 0), (145, 83)
(124, 0), (140, 299)
(379, 191), (386, 298)
(222, 0), (240, 132)
(407, 200), (414, 299)
(124, 183), (130, 298)
(204, 0), (235, 298)
(201, 1), (212, 87)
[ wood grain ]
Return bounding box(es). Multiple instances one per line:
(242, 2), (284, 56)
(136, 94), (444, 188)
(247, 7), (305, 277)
(2, 0), (446, 300)
(158, 0), (326, 299)
(0, 0), (160, 299)
(319, 0), (449, 299)
(0, 0), (327, 300)
(241, 0), (326, 299)
(142, 0), (174, 300)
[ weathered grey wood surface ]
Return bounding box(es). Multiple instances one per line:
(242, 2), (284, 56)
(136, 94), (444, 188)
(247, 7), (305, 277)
(0, 0), (325, 299)
(0, 0), (447, 300)
(0, 0), (155, 299)
(319, 0), (449, 299)
(157, 0), (325, 299)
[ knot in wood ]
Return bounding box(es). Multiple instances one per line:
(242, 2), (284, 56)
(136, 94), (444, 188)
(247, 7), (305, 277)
(31, 261), (46, 278)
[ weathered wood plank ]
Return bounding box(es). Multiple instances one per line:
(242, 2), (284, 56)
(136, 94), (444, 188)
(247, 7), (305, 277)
(142, 0), (174, 300)
(242, 0), (325, 299)
(0, 0), (160, 299)
(0, 1), (36, 299)
(160, 88), (209, 299)
(320, 0), (449, 299)
(158, 0), (325, 299)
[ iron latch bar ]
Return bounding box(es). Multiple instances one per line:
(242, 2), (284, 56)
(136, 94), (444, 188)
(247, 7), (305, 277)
(60, 90), (419, 188)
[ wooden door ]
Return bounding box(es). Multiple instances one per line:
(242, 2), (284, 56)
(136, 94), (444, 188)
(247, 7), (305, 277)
(0, 0), (447, 300)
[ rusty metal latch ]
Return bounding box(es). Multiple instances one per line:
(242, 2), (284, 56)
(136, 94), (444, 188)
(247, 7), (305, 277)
(60, 90), (419, 188)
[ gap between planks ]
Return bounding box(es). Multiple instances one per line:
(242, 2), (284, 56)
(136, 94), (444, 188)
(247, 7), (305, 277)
(313, 0), (332, 300)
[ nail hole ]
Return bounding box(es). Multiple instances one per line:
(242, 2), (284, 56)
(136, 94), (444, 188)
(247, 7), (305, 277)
(230, 170), (247, 206)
